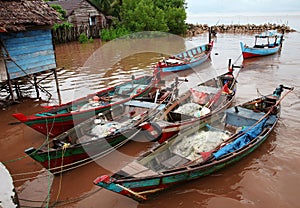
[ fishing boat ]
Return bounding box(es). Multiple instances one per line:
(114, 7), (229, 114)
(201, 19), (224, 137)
(24, 65), (237, 174)
(94, 85), (293, 201)
(240, 30), (284, 59)
(148, 65), (238, 143)
(155, 41), (213, 72)
(12, 75), (156, 137)
(24, 87), (173, 174)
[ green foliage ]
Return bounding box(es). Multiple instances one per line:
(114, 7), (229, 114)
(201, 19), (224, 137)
(119, 0), (187, 34)
(52, 22), (73, 30)
(100, 26), (131, 41)
(50, 4), (66, 20)
(164, 7), (187, 34)
(68, 0), (187, 41)
(78, 33), (94, 43)
(89, 0), (122, 19)
(50, 3), (73, 30)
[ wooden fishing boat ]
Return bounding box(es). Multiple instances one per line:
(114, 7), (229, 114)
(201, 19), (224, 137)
(24, 87), (173, 174)
(240, 30), (284, 59)
(12, 75), (156, 137)
(148, 66), (238, 143)
(94, 85), (293, 201)
(155, 41), (213, 72)
(24, 69), (236, 174)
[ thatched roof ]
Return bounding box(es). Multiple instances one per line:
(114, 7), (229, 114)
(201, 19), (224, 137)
(0, 0), (62, 32)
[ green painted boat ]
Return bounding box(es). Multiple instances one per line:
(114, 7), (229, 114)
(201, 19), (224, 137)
(24, 89), (171, 174)
(13, 75), (156, 137)
(94, 85), (293, 201)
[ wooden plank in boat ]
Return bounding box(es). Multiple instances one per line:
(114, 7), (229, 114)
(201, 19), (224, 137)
(122, 161), (157, 177)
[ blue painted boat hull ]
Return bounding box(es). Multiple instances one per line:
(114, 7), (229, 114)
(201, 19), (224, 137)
(156, 42), (213, 72)
(240, 42), (281, 59)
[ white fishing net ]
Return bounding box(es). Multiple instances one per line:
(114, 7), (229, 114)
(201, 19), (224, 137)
(173, 130), (229, 161)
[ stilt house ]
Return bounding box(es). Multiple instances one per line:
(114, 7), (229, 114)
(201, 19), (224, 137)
(0, 0), (61, 101)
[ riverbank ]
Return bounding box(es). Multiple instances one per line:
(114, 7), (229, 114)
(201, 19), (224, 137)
(186, 23), (296, 36)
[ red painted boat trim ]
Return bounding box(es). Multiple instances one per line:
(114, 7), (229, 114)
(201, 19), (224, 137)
(242, 52), (265, 59)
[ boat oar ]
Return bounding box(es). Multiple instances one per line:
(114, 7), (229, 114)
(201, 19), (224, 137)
(116, 184), (147, 201)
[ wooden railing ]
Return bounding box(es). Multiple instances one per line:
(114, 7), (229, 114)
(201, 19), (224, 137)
(52, 25), (102, 43)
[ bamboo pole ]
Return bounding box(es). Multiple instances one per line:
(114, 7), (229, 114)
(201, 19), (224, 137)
(116, 184), (147, 200)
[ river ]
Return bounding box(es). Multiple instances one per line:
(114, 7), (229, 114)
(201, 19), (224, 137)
(1, 15), (300, 208)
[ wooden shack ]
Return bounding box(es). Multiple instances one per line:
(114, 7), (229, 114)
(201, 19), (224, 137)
(49, 0), (107, 28)
(0, 0), (61, 102)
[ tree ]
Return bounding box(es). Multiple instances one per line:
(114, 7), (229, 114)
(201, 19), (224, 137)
(120, 0), (186, 34)
(120, 0), (168, 32)
(165, 7), (187, 34)
(89, 0), (122, 19)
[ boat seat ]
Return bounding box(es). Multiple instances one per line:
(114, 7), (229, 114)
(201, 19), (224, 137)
(225, 107), (277, 127)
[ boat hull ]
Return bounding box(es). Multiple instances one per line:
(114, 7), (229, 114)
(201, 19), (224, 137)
(156, 42), (213, 72)
(240, 42), (281, 59)
(13, 75), (155, 137)
(25, 128), (140, 174)
(95, 85), (294, 201)
(95, 120), (277, 201)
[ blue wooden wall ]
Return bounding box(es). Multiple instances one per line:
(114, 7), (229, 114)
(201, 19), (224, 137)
(0, 29), (57, 79)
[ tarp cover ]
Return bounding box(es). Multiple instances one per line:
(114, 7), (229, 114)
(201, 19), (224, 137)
(213, 118), (268, 159)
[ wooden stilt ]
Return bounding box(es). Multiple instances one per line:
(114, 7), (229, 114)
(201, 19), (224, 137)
(53, 68), (61, 104)
(7, 79), (14, 101)
(14, 82), (21, 100)
(33, 74), (39, 99)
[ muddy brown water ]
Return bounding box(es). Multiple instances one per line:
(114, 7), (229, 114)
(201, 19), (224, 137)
(1, 30), (300, 208)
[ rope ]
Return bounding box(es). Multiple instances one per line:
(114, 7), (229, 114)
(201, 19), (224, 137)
(12, 132), (136, 181)
(46, 117), (56, 208)
(55, 143), (69, 202)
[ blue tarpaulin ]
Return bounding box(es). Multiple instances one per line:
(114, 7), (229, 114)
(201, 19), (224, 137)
(213, 118), (269, 159)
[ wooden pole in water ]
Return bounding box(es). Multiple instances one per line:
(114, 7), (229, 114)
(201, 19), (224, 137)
(14, 82), (21, 100)
(53, 68), (62, 104)
(0, 40), (15, 101)
(209, 27), (212, 43)
(228, 59), (232, 70)
(33, 74), (39, 99)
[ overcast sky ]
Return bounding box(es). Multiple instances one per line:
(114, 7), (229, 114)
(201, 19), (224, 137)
(186, 0), (300, 15)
